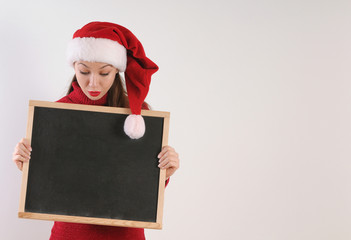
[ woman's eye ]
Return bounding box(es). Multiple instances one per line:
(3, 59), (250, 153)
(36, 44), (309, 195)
(100, 73), (109, 76)
(80, 71), (89, 75)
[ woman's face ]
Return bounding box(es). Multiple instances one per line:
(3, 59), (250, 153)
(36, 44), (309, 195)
(74, 61), (118, 100)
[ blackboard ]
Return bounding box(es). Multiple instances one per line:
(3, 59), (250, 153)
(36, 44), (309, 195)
(18, 100), (169, 229)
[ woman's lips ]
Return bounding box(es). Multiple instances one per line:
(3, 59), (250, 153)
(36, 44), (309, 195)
(88, 91), (101, 97)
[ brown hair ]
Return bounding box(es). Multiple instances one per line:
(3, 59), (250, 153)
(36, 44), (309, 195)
(66, 74), (150, 109)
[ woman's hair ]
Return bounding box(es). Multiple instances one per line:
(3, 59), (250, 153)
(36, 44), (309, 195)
(66, 74), (150, 109)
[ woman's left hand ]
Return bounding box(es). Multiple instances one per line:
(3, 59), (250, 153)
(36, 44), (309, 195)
(158, 145), (180, 180)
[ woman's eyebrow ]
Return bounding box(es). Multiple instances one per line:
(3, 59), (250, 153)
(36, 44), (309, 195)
(78, 63), (112, 69)
(78, 63), (89, 68)
(100, 64), (113, 69)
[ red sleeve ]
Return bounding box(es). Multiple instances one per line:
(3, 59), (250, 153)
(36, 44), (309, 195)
(56, 95), (71, 103)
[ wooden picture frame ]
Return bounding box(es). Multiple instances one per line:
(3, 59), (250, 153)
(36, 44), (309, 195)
(18, 100), (170, 229)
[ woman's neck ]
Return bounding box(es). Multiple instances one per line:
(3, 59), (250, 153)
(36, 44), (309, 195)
(68, 81), (108, 105)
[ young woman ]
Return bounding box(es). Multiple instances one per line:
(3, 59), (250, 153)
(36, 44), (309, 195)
(12, 21), (180, 240)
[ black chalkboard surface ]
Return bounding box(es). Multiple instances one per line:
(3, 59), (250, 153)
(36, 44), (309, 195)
(18, 100), (169, 229)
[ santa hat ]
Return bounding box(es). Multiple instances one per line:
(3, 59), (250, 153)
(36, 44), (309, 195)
(66, 21), (159, 139)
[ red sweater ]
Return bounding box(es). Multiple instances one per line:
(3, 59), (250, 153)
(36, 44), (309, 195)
(50, 81), (169, 240)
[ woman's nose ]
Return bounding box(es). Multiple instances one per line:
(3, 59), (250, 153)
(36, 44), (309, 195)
(88, 74), (99, 87)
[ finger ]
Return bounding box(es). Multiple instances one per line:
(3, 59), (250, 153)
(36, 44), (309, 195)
(159, 158), (178, 169)
(162, 156), (179, 169)
(13, 154), (30, 163)
(16, 143), (31, 157)
(166, 167), (177, 179)
(161, 161), (176, 170)
(13, 155), (29, 164)
(157, 145), (174, 158)
(19, 162), (23, 171)
(158, 151), (169, 163)
(19, 144), (31, 156)
(157, 147), (167, 159)
(159, 151), (179, 163)
(15, 161), (23, 171)
(16, 147), (31, 159)
(158, 158), (169, 168)
(20, 138), (32, 151)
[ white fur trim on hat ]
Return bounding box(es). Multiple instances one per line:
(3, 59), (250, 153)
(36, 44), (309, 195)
(66, 37), (127, 72)
(124, 114), (145, 139)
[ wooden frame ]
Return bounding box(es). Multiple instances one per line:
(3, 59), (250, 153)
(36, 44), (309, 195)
(18, 100), (170, 229)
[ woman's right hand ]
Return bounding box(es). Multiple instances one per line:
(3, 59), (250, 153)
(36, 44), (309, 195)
(12, 138), (32, 171)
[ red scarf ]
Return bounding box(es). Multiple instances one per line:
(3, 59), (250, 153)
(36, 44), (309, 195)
(57, 81), (108, 105)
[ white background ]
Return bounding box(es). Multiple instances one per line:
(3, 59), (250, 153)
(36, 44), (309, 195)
(1, 0), (351, 239)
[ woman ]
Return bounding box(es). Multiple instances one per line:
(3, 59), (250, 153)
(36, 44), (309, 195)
(12, 21), (180, 240)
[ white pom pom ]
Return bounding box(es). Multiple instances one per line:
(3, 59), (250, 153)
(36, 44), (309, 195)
(124, 114), (145, 139)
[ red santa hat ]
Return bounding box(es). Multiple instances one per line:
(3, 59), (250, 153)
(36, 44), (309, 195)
(66, 21), (159, 139)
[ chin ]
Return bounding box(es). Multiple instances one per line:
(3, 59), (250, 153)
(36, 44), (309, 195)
(88, 96), (102, 100)
(84, 90), (105, 100)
